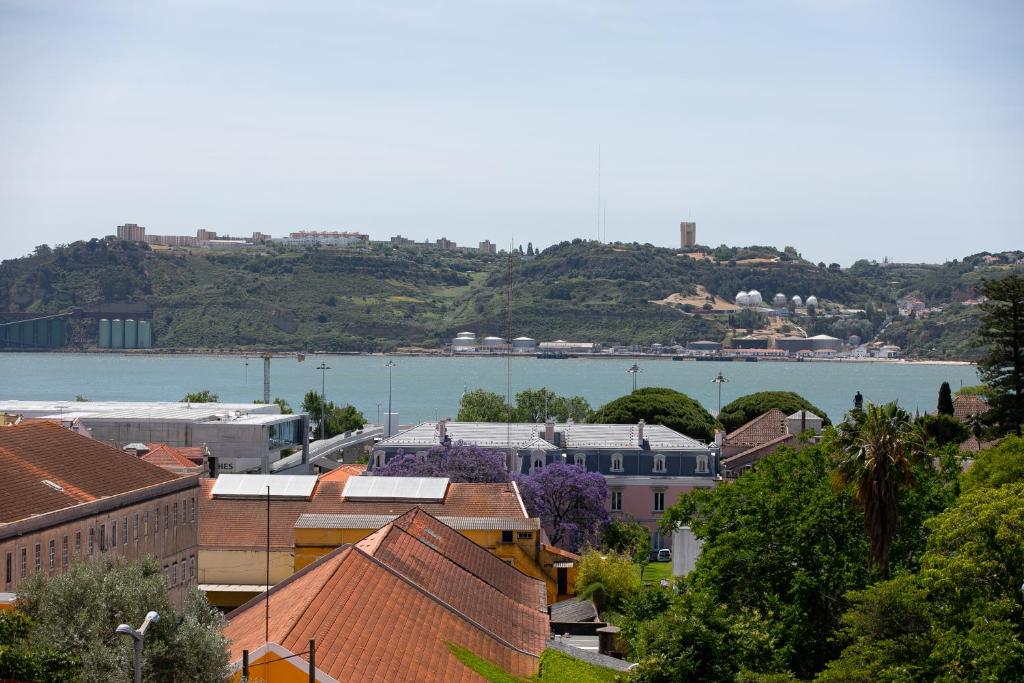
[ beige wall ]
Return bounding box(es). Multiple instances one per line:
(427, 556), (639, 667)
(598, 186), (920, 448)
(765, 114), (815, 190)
(1, 484), (200, 609)
(198, 549), (294, 586)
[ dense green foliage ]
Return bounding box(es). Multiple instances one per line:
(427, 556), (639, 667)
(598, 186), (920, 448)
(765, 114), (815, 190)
(446, 644), (624, 682)
(457, 387), (593, 423)
(181, 389), (218, 403)
(591, 388), (717, 442)
(3, 237), (1017, 355)
(937, 382), (954, 415)
(717, 391), (832, 433)
(0, 611), (76, 682)
(576, 551), (642, 614)
(977, 275), (1024, 435)
(962, 435), (1024, 492)
(17, 556), (229, 682)
(602, 518), (652, 564)
(301, 389), (365, 438)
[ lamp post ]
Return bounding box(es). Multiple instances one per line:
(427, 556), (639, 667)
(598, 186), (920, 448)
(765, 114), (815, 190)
(385, 360), (396, 437)
(115, 610), (159, 683)
(711, 371), (728, 416)
(316, 361), (331, 440)
(626, 363), (641, 393)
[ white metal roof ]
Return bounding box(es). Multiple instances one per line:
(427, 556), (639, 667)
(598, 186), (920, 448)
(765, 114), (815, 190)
(0, 400), (297, 425)
(342, 476), (449, 501)
(378, 422), (558, 450)
(210, 474), (318, 499)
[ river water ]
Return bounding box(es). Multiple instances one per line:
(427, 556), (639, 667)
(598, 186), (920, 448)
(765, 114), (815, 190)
(0, 353), (980, 425)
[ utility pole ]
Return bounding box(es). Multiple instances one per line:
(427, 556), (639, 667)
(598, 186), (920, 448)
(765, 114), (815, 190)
(316, 361), (330, 440)
(626, 363), (641, 393)
(385, 360), (396, 437)
(711, 372), (728, 416)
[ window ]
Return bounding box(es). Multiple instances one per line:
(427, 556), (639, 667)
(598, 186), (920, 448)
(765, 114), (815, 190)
(181, 500), (186, 525)
(34, 544), (41, 573)
(133, 514), (139, 541)
(171, 562), (177, 586)
(164, 505), (169, 532)
(574, 453), (585, 467)
(49, 539), (55, 570)
(62, 536), (68, 568)
(189, 555), (195, 580)
(99, 524), (106, 552)
(5, 552), (11, 584)
(374, 452), (384, 468)
(123, 516), (128, 545)
(611, 453), (623, 472)
(174, 503), (179, 528)
(653, 454), (666, 473)
(653, 491), (665, 512)
(75, 531), (81, 557)
(517, 532), (533, 540)
(144, 511), (149, 536)
(154, 506), (160, 534)
(163, 565), (169, 585)
(191, 497), (196, 523)
(532, 457), (544, 472)
(20, 549), (27, 578)
(111, 520), (117, 549)
(88, 528), (95, 556)
(501, 530), (514, 544)
(696, 454), (710, 474)
(611, 490), (623, 511)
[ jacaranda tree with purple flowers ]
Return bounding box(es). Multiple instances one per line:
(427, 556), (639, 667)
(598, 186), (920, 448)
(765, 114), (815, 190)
(515, 463), (610, 552)
(373, 440), (508, 483)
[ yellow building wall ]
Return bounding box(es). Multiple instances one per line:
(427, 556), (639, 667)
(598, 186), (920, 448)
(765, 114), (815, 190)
(228, 650), (310, 683)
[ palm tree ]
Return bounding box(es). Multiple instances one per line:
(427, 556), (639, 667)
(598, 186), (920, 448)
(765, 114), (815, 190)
(834, 402), (925, 576)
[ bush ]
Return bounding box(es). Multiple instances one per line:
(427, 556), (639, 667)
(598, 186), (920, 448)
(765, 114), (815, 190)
(717, 391), (831, 433)
(575, 550), (641, 614)
(591, 388), (717, 442)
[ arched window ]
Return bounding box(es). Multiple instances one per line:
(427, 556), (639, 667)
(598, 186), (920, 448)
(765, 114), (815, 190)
(611, 453), (623, 472)
(532, 457), (544, 472)
(696, 454), (709, 474)
(373, 451), (385, 468)
(574, 453), (586, 468)
(653, 454), (666, 473)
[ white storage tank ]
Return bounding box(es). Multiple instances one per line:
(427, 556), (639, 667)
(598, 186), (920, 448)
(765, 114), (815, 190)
(773, 293), (787, 307)
(735, 291), (750, 306)
(512, 336), (537, 353)
(451, 331), (477, 352)
(481, 336), (506, 351)
(791, 295), (803, 307)
(806, 295), (819, 309)
(747, 290), (763, 305)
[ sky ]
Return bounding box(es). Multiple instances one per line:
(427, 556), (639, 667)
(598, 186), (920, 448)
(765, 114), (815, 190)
(1, 0), (1021, 265)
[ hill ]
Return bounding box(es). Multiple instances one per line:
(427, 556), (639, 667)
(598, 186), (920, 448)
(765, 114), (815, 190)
(0, 238), (1019, 356)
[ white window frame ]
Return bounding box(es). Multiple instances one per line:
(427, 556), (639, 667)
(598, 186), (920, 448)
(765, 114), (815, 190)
(653, 454), (666, 473)
(653, 491), (665, 512)
(610, 490), (623, 512)
(611, 453), (623, 472)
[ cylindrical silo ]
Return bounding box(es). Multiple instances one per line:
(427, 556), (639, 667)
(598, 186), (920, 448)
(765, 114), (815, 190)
(98, 319), (111, 348)
(137, 320), (152, 349)
(124, 319), (138, 349)
(34, 319), (49, 347)
(49, 319), (64, 348)
(111, 319), (124, 349)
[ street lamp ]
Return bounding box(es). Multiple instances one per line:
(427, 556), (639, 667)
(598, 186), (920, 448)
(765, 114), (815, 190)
(711, 372), (728, 416)
(626, 363), (642, 393)
(385, 360), (396, 437)
(316, 361), (331, 440)
(115, 610), (159, 683)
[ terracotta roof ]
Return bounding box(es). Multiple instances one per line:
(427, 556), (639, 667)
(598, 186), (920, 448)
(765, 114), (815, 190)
(199, 479), (529, 551)
(958, 435), (998, 453)
(391, 509), (547, 610)
(224, 545), (540, 681)
(724, 408), (788, 448)
(141, 444), (204, 473)
(0, 422), (180, 524)
(317, 463), (367, 483)
(356, 521), (548, 655)
(722, 433), (794, 469)
(952, 394), (989, 422)
(541, 543), (582, 562)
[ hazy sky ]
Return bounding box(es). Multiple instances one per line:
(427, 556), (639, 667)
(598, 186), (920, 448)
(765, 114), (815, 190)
(1, 1), (1021, 264)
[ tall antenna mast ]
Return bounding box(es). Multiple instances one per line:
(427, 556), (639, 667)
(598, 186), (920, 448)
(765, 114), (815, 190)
(597, 145), (602, 242)
(506, 242), (514, 474)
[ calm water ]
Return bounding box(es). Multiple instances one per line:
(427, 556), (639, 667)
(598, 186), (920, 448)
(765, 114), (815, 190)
(0, 353), (980, 425)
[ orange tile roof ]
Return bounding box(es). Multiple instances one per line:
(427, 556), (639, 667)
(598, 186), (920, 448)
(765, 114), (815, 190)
(224, 545), (540, 682)
(391, 508), (547, 611)
(0, 422), (181, 524)
(317, 463), (367, 483)
(724, 408), (788, 448)
(356, 521), (548, 655)
(952, 394), (989, 421)
(141, 444), (204, 472)
(199, 479), (528, 551)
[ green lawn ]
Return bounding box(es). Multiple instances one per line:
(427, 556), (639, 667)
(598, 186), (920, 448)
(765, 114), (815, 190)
(639, 560), (674, 585)
(447, 644), (626, 682)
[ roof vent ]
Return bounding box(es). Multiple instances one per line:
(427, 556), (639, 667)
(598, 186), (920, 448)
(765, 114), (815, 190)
(41, 479), (64, 492)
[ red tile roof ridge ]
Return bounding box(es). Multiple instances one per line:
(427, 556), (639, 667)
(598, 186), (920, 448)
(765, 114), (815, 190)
(318, 463), (367, 482)
(0, 444), (96, 504)
(724, 408), (788, 445)
(354, 524), (390, 555)
(142, 444), (202, 470)
(722, 433), (794, 466)
(541, 543), (581, 561)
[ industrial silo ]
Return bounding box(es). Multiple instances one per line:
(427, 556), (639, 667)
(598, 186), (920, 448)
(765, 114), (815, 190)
(98, 319), (111, 348)
(111, 319), (125, 349)
(34, 318), (49, 347)
(137, 320), (152, 349)
(124, 319), (138, 349)
(48, 318), (65, 348)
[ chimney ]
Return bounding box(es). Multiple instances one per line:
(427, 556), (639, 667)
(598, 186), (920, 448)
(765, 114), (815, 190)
(438, 419), (448, 443)
(714, 429), (724, 447)
(544, 417), (554, 443)
(637, 420), (645, 445)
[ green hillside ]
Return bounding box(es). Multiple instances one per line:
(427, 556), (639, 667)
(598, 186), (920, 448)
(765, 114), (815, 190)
(0, 238), (1019, 356)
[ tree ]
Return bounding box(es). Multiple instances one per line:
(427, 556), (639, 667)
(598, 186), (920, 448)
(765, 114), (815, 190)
(302, 390), (366, 438)
(717, 391), (832, 433)
(252, 397), (293, 414)
(602, 518), (652, 578)
(937, 381), (954, 415)
(575, 550), (641, 614)
(832, 402), (926, 576)
(977, 275), (1024, 435)
(16, 556), (229, 682)
(917, 413), (967, 447)
(456, 389), (511, 422)
(0, 610), (76, 682)
(181, 389), (218, 403)
(962, 435), (1024, 491)
(515, 463), (610, 551)
(591, 387), (717, 442)
(374, 441), (508, 482)
(456, 387), (593, 423)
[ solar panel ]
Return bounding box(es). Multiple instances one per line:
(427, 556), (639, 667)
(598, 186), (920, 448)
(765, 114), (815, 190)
(342, 476), (449, 502)
(210, 474), (318, 499)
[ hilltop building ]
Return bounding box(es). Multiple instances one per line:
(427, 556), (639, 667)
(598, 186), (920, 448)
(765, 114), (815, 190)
(680, 221), (697, 248)
(0, 422), (200, 606)
(372, 420), (718, 548)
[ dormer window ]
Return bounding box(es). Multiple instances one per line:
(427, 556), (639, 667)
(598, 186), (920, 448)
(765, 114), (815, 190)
(611, 453), (623, 472)
(374, 452), (385, 468)
(532, 457), (544, 472)
(653, 454), (666, 473)
(696, 454), (709, 474)
(574, 453), (585, 468)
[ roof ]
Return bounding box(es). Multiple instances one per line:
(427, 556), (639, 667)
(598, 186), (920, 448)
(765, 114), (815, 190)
(140, 444), (205, 472)
(211, 474), (318, 499)
(724, 408), (788, 448)
(958, 435), (999, 453)
(547, 638), (637, 673)
(224, 545), (540, 682)
(317, 463), (367, 483)
(560, 423), (705, 449)
(356, 521), (549, 656)
(0, 422), (181, 525)
(296, 513), (540, 532)
(952, 394), (989, 421)
(549, 597), (598, 623)
(342, 476), (449, 502)
(0, 400), (298, 426)
(199, 479), (530, 551)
